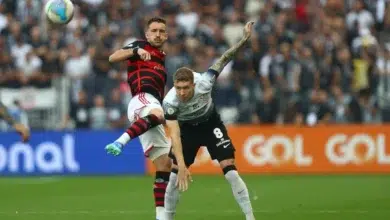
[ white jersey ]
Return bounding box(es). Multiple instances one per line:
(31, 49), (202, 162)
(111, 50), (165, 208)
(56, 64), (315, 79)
(163, 69), (217, 124)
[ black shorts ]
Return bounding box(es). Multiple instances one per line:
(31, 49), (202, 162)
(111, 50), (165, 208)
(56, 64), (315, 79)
(169, 110), (235, 167)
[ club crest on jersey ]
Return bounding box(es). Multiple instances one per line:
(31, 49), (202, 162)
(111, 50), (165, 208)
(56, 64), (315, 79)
(167, 108), (175, 115)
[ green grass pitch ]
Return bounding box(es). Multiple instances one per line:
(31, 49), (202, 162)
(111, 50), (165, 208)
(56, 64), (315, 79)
(0, 175), (389, 220)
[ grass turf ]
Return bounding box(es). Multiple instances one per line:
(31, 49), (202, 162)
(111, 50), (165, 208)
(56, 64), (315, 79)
(0, 175), (389, 220)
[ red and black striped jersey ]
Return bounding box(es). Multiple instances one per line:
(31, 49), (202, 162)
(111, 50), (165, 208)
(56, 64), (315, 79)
(123, 40), (167, 102)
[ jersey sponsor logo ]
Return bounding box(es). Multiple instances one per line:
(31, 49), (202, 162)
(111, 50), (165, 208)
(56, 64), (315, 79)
(183, 94), (208, 110)
(149, 51), (161, 57)
(222, 143), (231, 148)
(216, 139), (230, 147)
(183, 110), (205, 119)
(180, 102), (209, 119)
(325, 134), (390, 165)
(153, 64), (165, 71)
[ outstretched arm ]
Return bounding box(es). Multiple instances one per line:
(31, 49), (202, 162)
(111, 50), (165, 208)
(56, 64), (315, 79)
(209, 21), (254, 74)
(163, 99), (192, 191)
(166, 119), (192, 192)
(0, 101), (30, 142)
(108, 48), (137, 63)
(109, 41), (151, 63)
(166, 120), (186, 169)
(0, 101), (16, 125)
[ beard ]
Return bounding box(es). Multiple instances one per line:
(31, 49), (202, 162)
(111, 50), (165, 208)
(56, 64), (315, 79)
(150, 38), (164, 48)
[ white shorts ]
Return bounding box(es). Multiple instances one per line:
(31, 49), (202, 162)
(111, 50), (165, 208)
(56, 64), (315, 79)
(127, 92), (170, 161)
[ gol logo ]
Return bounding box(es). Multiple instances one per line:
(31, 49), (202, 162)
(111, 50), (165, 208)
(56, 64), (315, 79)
(325, 134), (390, 165)
(243, 135), (312, 166)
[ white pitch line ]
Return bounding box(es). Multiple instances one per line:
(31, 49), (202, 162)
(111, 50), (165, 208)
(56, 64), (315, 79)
(0, 210), (388, 215)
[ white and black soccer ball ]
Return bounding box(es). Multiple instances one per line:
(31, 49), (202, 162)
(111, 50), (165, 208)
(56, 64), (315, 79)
(45, 0), (74, 24)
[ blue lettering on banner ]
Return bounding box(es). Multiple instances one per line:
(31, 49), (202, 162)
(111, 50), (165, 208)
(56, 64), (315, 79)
(0, 130), (145, 176)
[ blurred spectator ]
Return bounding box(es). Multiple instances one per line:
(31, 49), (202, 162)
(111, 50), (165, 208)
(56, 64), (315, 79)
(11, 34), (32, 69)
(297, 46), (317, 96)
(348, 88), (381, 123)
(165, 43), (190, 88)
(258, 44), (282, 88)
(278, 42), (300, 99)
(16, 0), (41, 25)
(346, 0), (375, 33)
(16, 50), (42, 86)
(335, 46), (353, 93)
(64, 43), (92, 103)
(295, 89), (333, 126)
(176, 3), (199, 36)
(89, 94), (108, 130)
(107, 88), (127, 129)
(329, 87), (350, 123)
(0, 2), (8, 32)
(252, 88), (280, 124)
(377, 43), (390, 122)
(223, 10), (245, 47)
(62, 90), (90, 129)
(66, 6), (89, 33)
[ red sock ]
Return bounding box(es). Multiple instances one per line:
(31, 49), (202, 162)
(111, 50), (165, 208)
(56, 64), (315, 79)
(126, 114), (162, 139)
(154, 171), (170, 207)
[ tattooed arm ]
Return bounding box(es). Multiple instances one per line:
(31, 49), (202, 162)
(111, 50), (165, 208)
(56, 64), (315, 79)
(0, 101), (30, 142)
(0, 101), (16, 125)
(209, 21), (254, 74)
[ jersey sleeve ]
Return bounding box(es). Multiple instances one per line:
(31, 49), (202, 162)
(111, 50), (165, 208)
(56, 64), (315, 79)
(197, 69), (218, 93)
(163, 101), (179, 120)
(122, 40), (146, 50)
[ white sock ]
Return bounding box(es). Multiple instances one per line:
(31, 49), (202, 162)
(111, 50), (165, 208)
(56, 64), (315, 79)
(115, 133), (131, 145)
(225, 170), (255, 219)
(164, 172), (180, 220)
(156, 206), (164, 220)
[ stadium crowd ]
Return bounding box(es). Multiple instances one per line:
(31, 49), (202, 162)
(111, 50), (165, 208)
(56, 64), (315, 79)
(1, 0), (390, 130)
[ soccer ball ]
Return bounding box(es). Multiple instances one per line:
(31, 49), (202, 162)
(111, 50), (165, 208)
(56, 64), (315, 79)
(44, 0), (74, 24)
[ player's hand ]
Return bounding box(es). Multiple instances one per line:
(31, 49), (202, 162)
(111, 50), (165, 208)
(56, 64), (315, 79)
(13, 123), (30, 143)
(176, 166), (192, 192)
(243, 21), (255, 40)
(137, 48), (151, 61)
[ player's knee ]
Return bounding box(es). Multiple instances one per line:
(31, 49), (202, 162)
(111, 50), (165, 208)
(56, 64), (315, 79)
(220, 159), (235, 170)
(220, 159), (236, 175)
(149, 108), (165, 122)
(154, 154), (172, 172)
(144, 114), (164, 127)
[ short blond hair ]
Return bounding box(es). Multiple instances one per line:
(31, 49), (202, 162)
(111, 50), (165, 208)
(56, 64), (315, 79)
(173, 67), (194, 83)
